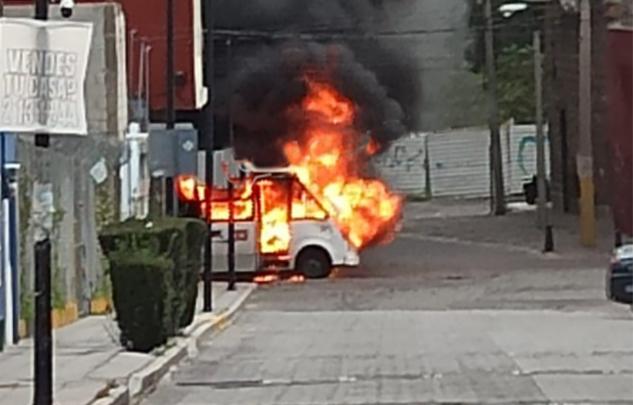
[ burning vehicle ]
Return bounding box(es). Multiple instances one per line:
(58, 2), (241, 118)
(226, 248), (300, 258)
(176, 162), (360, 279)
(177, 74), (403, 279)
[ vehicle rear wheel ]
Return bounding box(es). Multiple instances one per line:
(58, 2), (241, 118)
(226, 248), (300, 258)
(296, 248), (332, 279)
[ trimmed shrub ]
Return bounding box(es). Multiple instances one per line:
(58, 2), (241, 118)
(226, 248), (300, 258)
(99, 217), (207, 352)
(108, 249), (172, 352)
(173, 218), (207, 327)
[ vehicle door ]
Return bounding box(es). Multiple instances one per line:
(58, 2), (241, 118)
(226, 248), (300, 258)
(288, 178), (348, 265)
(210, 192), (258, 272)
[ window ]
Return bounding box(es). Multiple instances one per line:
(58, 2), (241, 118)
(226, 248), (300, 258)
(291, 180), (328, 220)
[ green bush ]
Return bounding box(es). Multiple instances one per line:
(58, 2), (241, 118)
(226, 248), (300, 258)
(108, 250), (172, 352)
(175, 219), (207, 327)
(99, 217), (207, 352)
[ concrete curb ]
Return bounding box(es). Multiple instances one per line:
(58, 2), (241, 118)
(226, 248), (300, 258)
(91, 386), (128, 405)
(89, 284), (256, 405)
(128, 339), (189, 398)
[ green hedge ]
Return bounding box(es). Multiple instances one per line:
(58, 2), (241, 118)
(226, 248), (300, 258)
(178, 219), (207, 327)
(108, 250), (172, 351)
(99, 218), (207, 352)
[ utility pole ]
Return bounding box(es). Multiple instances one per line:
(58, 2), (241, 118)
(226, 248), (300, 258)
(534, 30), (554, 252)
(203, 0), (215, 312)
(534, 30), (547, 227)
(578, 0), (596, 246)
(33, 1), (53, 404)
(483, 0), (506, 215)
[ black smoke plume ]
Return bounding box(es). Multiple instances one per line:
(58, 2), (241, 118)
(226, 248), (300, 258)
(213, 0), (419, 165)
(229, 42), (404, 165)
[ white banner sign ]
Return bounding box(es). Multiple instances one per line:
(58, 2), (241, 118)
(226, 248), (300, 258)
(0, 18), (92, 135)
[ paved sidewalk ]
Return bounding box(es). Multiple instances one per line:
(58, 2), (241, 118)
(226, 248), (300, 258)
(0, 282), (255, 405)
(404, 199), (615, 267)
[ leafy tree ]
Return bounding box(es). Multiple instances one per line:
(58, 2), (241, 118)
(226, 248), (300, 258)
(465, 0), (543, 124)
(466, 0), (541, 74)
(497, 44), (536, 123)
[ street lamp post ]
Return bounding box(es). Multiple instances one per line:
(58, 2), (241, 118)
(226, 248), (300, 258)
(33, 2), (53, 404)
(499, 1), (553, 251)
(533, 30), (554, 252)
(484, 0), (507, 216)
(533, 31), (547, 228)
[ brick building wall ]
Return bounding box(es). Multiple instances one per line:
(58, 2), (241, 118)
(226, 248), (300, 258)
(544, 0), (609, 213)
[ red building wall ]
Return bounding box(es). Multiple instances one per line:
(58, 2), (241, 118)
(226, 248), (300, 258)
(606, 28), (633, 236)
(4, 0), (204, 112)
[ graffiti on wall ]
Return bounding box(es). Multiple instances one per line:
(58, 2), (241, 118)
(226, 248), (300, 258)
(517, 135), (549, 176)
(375, 144), (425, 173)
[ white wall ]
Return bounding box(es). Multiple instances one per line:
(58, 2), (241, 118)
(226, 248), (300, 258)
(375, 123), (550, 198)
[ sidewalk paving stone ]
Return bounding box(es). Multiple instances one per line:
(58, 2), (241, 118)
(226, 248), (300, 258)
(0, 282), (255, 405)
(404, 199), (615, 266)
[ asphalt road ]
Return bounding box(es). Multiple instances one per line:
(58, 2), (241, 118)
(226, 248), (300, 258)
(144, 216), (633, 404)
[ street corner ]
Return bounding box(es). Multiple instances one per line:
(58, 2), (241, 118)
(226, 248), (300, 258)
(122, 282), (257, 403)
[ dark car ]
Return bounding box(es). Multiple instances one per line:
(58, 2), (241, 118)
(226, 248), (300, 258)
(606, 243), (633, 305)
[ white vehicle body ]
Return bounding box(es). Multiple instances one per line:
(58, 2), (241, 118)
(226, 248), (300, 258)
(205, 161), (359, 278)
(210, 217), (360, 273)
(289, 218), (360, 269)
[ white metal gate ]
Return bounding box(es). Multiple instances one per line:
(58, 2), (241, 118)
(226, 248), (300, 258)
(374, 122), (550, 198)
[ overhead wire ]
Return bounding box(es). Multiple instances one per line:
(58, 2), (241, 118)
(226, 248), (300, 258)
(125, 12), (566, 44)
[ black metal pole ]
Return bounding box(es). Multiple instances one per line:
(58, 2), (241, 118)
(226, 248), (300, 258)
(226, 38), (234, 148)
(227, 181), (236, 290)
(165, 0), (177, 216)
(202, 0), (215, 312)
(226, 38), (236, 291)
(166, 0), (175, 130)
(544, 225), (554, 253)
(33, 240), (52, 405)
(33, 1), (52, 404)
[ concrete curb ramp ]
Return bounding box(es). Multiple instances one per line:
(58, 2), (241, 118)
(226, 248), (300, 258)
(88, 284), (256, 405)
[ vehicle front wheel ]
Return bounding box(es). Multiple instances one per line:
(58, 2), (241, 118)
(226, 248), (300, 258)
(296, 248), (332, 279)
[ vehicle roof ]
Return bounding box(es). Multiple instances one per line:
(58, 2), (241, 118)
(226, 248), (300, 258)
(239, 161), (294, 175)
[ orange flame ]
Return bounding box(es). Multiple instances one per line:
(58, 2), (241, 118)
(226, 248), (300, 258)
(176, 175), (199, 201)
(286, 274), (305, 283)
(284, 78), (402, 249)
(366, 138), (380, 156)
(174, 78), (402, 252)
(254, 274), (279, 284)
(257, 179), (291, 254)
(303, 80), (354, 125)
(176, 175), (291, 255)
(175, 176), (255, 222)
